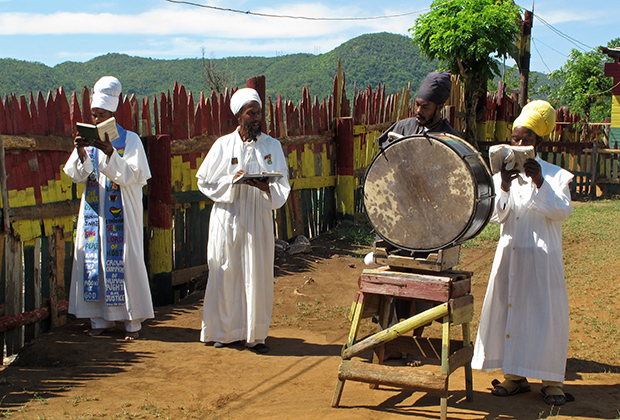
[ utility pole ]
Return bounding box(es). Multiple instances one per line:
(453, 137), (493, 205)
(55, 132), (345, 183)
(518, 5), (533, 107)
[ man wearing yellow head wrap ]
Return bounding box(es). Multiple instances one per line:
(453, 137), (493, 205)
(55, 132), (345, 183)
(472, 100), (575, 406)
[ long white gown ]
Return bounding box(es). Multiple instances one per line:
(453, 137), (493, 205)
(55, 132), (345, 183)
(196, 129), (290, 344)
(472, 157), (574, 383)
(63, 126), (154, 322)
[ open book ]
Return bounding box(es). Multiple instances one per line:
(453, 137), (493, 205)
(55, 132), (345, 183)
(489, 145), (535, 174)
(233, 172), (283, 184)
(76, 117), (119, 145)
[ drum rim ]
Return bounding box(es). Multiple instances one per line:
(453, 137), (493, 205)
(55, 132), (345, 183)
(362, 132), (494, 252)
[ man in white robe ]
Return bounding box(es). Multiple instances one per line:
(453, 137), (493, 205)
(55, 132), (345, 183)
(196, 88), (290, 354)
(472, 100), (574, 405)
(64, 76), (153, 340)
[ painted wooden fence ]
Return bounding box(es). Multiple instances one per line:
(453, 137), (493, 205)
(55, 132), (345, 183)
(0, 66), (615, 362)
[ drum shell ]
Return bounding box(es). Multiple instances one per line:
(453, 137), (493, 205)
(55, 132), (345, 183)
(363, 133), (494, 252)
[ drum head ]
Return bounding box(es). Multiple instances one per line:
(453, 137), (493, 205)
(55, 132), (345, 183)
(364, 134), (477, 252)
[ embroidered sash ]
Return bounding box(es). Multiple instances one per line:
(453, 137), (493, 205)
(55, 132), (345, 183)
(83, 126), (127, 306)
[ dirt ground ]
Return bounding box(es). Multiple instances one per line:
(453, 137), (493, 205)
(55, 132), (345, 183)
(1, 226), (619, 420)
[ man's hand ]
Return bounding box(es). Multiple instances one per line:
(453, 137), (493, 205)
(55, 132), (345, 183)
(523, 158), (544, 188)
(233, 169), (247, 183)
(93, 133), (115, 158)
(245, 178), (270, 192)
(500, 164), (520, 192)
(74, 135), (91, 163)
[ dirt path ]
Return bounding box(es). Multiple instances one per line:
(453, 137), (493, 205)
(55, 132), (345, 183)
(1, 233), (619, 419)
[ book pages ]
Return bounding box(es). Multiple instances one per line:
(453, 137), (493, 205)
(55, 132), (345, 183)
(489, 145), (535, 174)
(233, 172), (283, 184)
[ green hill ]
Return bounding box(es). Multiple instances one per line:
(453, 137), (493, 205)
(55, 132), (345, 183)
(0, 33), (437, 103)
(0, 32), (546, 103)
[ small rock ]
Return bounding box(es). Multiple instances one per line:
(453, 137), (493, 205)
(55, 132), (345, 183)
(288, 235), (312, 255)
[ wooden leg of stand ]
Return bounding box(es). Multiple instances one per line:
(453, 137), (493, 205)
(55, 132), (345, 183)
(370, 296), (391, 389)
(332, 293), (366, 407)
(462, 322), (474, 402)
(440, 314), (450, 420)
(331, 379), (345, 407)
(347, 293), (365, 348)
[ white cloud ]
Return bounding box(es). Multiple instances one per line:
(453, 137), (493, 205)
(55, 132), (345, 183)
(0, 2), (416, 39)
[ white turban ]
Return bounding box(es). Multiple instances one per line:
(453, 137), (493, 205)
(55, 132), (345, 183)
(91, 76), (122, 112)
(230, 88), (262, 115)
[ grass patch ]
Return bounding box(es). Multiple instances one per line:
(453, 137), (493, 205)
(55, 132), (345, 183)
(328, 219), (375, 247)
(462, 222), (500, 248)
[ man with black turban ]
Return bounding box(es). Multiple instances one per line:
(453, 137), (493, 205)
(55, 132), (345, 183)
(377, 70), (460, 147)
(367, 71), (461, 366)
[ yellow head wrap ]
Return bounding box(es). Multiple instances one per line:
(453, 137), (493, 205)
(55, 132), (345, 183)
(512, 100), (556, 137)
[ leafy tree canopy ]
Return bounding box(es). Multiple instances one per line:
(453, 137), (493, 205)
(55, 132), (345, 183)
(540, 37), (619, 123)
(410, 0), (521, 85)
(410, 0), (522, 145)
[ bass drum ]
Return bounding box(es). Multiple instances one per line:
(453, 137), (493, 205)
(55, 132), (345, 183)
(363, 133), (494, 252)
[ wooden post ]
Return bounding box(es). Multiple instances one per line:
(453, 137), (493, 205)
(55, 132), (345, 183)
(0, 136), (10, 234)
(518, 10), (533, 108)
(462, 323), (474, 402)
(440, 314), (451, 419)
(246, 76), (267, 134)
(48, 228), (60, 328)
(5, 233), (23, 356)
(590, 140), (597, 198)
(23, 239), (36, 342)
(147, 134), (173, 306)
(335, 117), (355, 220)
(34, 239), (41, 337)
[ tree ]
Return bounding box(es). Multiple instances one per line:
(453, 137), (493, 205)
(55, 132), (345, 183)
(490, 64), (539, 99)
(410, 0), (521, 147)
(540, 38), (618, 126)
(201, 47), (231, 94)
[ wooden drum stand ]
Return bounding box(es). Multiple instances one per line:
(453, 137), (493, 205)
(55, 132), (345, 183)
(331, 244), (474, 420)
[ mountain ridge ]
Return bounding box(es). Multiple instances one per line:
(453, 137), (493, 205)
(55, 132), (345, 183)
(0, 32), (545, 103)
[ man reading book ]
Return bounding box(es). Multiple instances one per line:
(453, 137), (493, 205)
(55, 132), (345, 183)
(64, 76), (153, 341)
(196, 88), (291, 354)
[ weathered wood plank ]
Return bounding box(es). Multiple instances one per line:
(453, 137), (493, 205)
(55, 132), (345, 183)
(337, 360), (447, 393)
(0, 134), (74, 152)
(5, 234), (23, 355)
(171, 264), (208, 287)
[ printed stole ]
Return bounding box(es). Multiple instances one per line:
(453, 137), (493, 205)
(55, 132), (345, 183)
(83, 126), (127, 306)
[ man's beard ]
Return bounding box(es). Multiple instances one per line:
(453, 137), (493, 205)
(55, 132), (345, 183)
(244, 122), (262, 140)
(415, 108), (441, 128)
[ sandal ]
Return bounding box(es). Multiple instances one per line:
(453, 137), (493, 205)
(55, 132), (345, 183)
(491, 378), (531, 396)
(541, 386), (575, 405)
(87, 328), (112, 337)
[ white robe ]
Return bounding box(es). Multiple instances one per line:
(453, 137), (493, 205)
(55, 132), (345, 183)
(472, 157), (574, 383)
(64, 129), (154, 322)
(196, 129), (290, 344)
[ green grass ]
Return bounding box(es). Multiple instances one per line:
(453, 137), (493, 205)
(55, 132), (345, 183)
(328, 219), (375, 247)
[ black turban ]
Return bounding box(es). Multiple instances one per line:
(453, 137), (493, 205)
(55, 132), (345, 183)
(417, 71), (452, 104)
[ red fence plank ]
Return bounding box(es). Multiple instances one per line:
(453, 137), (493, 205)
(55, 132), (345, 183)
(82, 86), (92, 125)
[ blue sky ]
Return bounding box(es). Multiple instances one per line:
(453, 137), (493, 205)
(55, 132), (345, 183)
(0, 0), (617, 74)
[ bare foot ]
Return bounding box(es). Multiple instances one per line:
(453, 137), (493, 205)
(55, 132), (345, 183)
(406, 356), (422, 367)
(124, 331), (139, 340)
